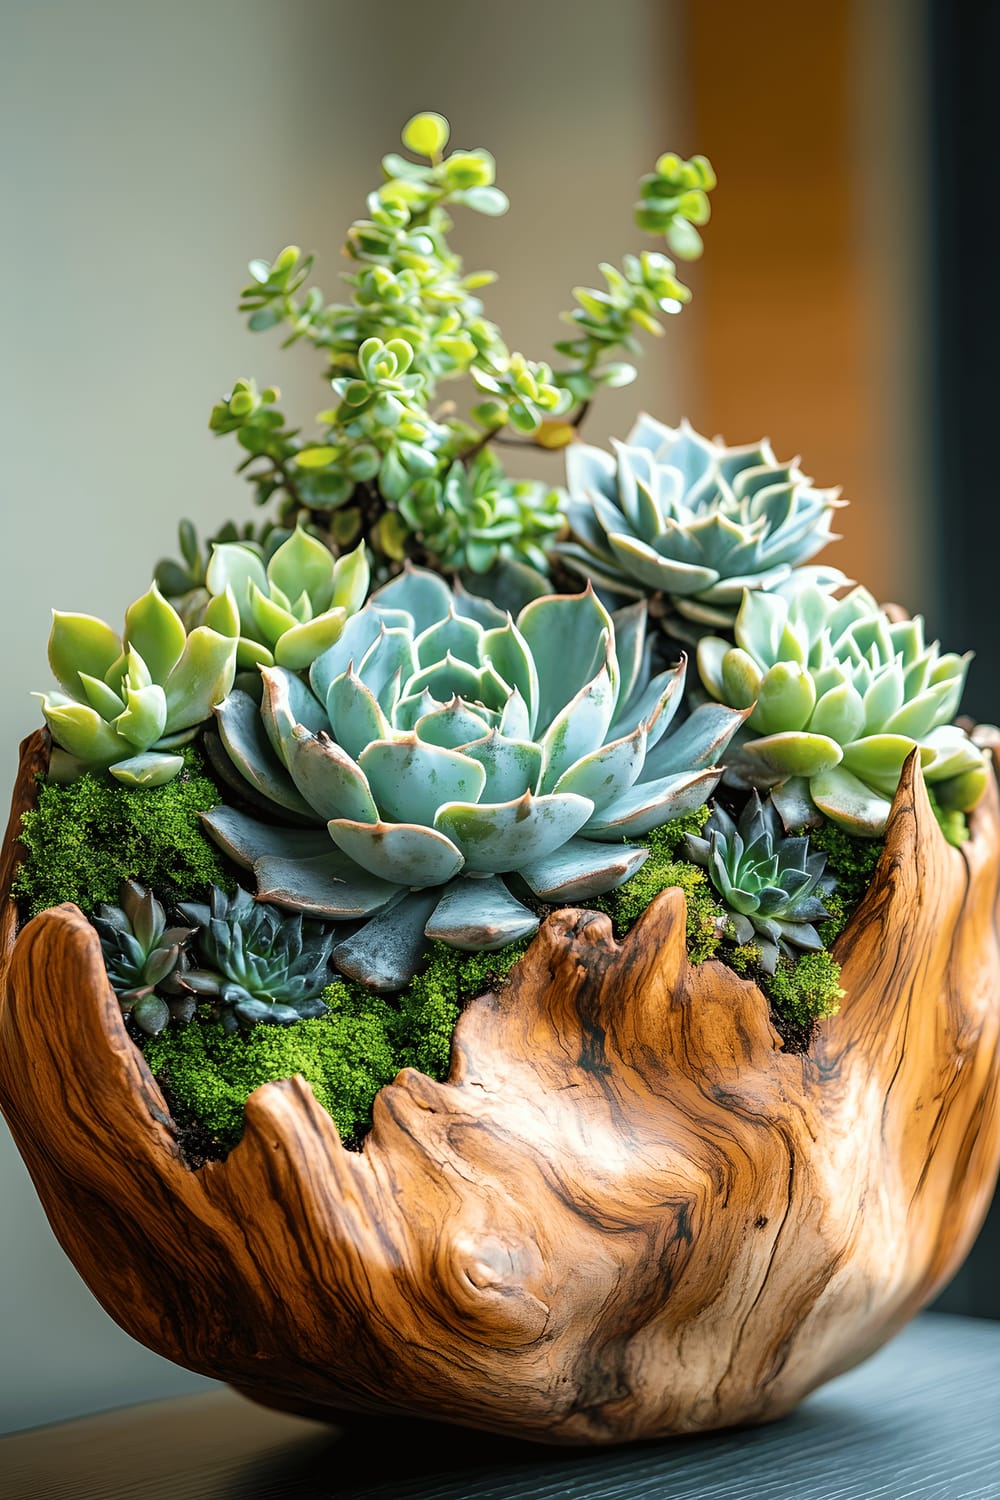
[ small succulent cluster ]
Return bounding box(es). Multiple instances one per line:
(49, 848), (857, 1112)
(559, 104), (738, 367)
(176, 886), (335, 1031)
(95, 880), (335, 1035)
(684, 794), (835, 973)
(25, 108), (992, 1107)
(37, 585), (238, 786)
(398, 450), (563, 579)
(94, 881), (196, 1036)
(201, 526), (368, 671)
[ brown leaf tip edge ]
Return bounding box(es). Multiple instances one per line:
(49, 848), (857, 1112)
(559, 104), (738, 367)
(0, 733), (998, 1444)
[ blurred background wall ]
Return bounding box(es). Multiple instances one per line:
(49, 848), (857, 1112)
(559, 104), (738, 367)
(0, 0), (993, 1436)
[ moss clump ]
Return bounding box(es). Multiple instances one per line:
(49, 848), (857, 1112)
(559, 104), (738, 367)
(391, 938), (531, 1076)
(13, 746), (231, 918)
(142, 936), (532, 1153)
(145, 996), (400, 1151)
(765, 950), (845, 1027)
(592, 806), (728, 962)
(808, 821), (884, 944)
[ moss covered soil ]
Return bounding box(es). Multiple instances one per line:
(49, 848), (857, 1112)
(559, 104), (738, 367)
(13, 747), (232, 917)
(14, 764), (886, 1159)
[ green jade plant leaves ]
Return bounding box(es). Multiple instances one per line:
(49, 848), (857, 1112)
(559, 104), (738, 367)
(684, 793), (835, 973)
(36, 585), (239, 786)
(560, 414), (847, 626)
(208, 113), (716, 581)
(203, 524), (369, 671)
(698, 583), (989, 835)
(202, 568), (749, 990)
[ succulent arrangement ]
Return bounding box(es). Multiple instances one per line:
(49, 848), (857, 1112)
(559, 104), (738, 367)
(14, 112), (991, 1155)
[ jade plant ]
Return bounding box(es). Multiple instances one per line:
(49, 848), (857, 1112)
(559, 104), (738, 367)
(12, 109), (991, 1157)
(155, 113), (716, 588)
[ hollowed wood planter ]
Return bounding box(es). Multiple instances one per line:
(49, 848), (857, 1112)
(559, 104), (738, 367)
(1, 728), (999, 1446)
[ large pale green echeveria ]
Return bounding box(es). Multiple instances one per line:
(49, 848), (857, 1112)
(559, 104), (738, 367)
(36, 585), (239, 787)
(697, 583), (989, 836)
(560, 414), (846, 626)
(205, 526), (369, 670)
(203, 567), (748, 990)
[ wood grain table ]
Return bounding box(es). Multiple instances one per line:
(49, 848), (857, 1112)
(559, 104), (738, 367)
(1, 1313), (998, 1499)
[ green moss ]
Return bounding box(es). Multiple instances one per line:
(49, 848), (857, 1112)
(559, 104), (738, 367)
(590, 806), (727, 961)
(808, 820), (884, 944)
(393, 938), (530, 1076)
(725, 942), (762, 977)
(764, 950), (845, 1027)
(142, 936), (532, 1154)
(12, 746), (231, 918)
(144, 997), (400, 1151)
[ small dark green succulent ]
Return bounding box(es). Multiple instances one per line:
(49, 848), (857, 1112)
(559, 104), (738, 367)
(93, 881), (195, 1036)
(177, 885), (336, 1031)
(683, 793), (835, 973)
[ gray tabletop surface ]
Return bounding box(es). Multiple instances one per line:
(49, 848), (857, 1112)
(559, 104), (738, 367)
(1, 1312), (998, 1500)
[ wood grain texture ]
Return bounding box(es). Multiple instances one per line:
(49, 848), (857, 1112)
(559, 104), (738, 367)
(0, 739), (998, 1446)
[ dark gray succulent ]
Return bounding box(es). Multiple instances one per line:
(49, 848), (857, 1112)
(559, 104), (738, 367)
(683, 793), (836, 973)
(93, 881), (195, 1036)
(177, 885), (336, 1031)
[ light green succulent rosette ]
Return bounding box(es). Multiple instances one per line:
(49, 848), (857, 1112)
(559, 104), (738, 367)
(560, 414), (847, 627)
(204, 524), (369, 671)
(202, 567), (749, 990)
(36, 584), (240, 787)
(697, 583), (989, 836)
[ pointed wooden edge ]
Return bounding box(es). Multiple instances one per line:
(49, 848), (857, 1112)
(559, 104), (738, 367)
(0, 729), (49, 992)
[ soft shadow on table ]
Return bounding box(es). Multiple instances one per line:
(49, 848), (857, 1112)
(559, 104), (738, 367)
(221, 1401), (888, 1500)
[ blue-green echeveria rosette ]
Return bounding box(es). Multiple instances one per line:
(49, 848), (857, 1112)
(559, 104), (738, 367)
(36, 584), (240, 787)
(202, 566), (750, 990)
(559, 414), (847, 626)
(697, 582), (989, 836)
(683, 793), (835, 973)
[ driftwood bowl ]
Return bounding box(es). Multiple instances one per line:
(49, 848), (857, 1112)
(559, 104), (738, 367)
(0, 729), (998, 1445)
